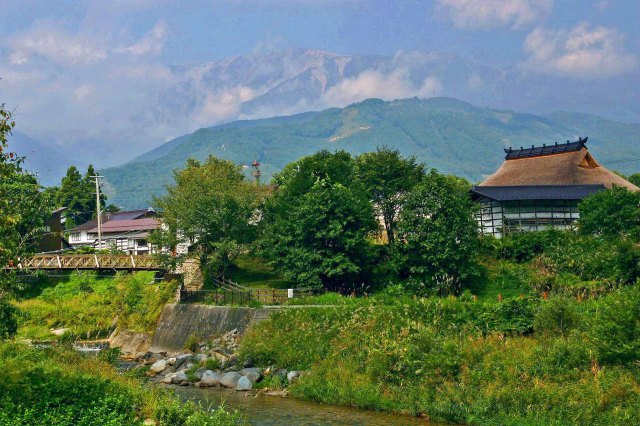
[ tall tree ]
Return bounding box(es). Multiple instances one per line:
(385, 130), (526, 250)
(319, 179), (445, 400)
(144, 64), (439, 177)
(578, 186), (640, 240)
(152, 156), (264, 280)
(55, 164), (107, 227)
(355, 147), (424, 243)
(394, 171), (479, 295)
(259, 151), (377, 290)
(0, 104), (51, 338)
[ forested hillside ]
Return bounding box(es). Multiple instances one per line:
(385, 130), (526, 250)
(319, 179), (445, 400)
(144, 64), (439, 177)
(102, 97), (640, 209)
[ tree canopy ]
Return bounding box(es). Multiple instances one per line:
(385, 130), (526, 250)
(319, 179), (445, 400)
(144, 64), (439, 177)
(354, 146), (424, 243)
(259, 151), (377, 290)
(578, 186), (640, 240)
(152, 156), (265, 279)
(54, 164), (107, 227)
(395, 171), (479, 295)
(0, 104), (51, 338)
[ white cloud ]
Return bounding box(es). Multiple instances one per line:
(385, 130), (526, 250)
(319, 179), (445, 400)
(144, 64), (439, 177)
(9, 24), (108, 65)
(73, 84), (95, 101)
(194, 86), (256, 125)
(321, 69), (443, 106)
(124, 20), (167, 56)
(437, 0), (553, 30)
(521, 22), (638, 78)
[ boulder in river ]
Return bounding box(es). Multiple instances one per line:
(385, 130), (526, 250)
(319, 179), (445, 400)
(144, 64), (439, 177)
(245, 372), (261, 384)
(287, 371), (300, 383)
(171, 371), (188, 385)
(150, 359), (168, 374)
(200, 370), (223, 387)
(236, 376), (252, 391)
(193, 367), (207, 381)
(220, 372), (242, 388)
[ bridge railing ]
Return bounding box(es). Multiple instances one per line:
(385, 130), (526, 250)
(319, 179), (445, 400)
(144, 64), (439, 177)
(16, 254), (164, 270)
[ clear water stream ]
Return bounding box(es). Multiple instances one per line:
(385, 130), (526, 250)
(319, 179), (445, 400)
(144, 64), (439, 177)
(170, 385), (438, 425)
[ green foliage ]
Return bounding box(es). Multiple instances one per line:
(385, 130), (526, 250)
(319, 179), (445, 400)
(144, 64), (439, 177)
(578, 186), (640, 239)
(534, 297), (580, 338)
(496, 229), (568, 263)
(241, 292), (640, 425)
(0, 301), (18, 339)
(395, 170), (480, 295)
(628, 173), (640, 188)
(0, 342), (240, 425)
(592, 285), (640, 364)
(15, 271), (177, 340)
(0, 105), (52, 339)
(354, 146), (425, 243)
(53, 164), (107, 228)
(259, 151), (377, 291)
(152, 156), (265, 279)
(183, 334), (200, 352)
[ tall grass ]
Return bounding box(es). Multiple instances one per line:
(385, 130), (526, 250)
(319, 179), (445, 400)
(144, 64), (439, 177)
(240, 290), (640, 425)
(0, 342), (241, 425)
(14, 271), (177, 341)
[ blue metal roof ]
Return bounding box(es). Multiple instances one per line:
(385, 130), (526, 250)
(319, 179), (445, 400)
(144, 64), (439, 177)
(504, 137), (588, 160)
(471, 184), (605, 201)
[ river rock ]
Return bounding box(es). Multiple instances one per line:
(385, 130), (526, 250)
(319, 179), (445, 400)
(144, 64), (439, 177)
(200, 370), (223, 387)
(236, 376), (252, 391)
(150, 359), (168, 374)
(239, 367), (263, 376)
(220, 372), (242, 388)
(173, 355), (193, 370)
(275, 369), (288, 380)
(193, 353), (208, 363)
(51, 328), (70, 336)
(193, 367), (207, 381)
(210, 351), (229, 365)
(177, 361), (194, 372)
(287, 371), (300, 383)
(167, 357), (176, 366)
(171, 371), (188, 385)
(244, 372), (261, 384)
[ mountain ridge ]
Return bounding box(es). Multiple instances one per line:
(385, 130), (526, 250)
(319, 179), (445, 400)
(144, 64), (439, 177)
(101, 97), (640, 210)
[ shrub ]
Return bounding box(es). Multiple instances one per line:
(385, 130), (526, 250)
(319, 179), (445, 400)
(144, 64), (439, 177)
(592, 286), (640, 364)
(534, 297), (580, 338)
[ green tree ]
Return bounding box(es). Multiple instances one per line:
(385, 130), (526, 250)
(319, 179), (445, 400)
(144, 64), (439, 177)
(354, 147), (424, 243)
(578, 186), (640, 239)
(55, 164), (107, 227)
(152, 156), (263, 280)
(627, 173), (640, 188)
(259, 150), (377, 290)
(260, 179), (377, 290)
(395, 171), (479, 295)
(0, 105), (51, 338)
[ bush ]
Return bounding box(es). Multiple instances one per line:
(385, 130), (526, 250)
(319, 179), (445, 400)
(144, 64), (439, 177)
(534, 297), (580, 338)
(496, 229), (568, 263)
(592, 286), (640, 364)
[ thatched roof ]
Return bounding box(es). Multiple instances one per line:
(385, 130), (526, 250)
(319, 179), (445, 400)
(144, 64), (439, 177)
(479, 146), (639, 191)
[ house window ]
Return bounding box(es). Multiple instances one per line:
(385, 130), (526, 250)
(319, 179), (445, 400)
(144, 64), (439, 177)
(70, 232), (81, 242)
(137, 239), (148, 247)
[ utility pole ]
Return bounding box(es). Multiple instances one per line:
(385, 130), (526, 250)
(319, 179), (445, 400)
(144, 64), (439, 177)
(91, 175), (104, 250)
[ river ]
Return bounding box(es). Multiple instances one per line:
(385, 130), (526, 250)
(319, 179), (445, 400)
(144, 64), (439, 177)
(170, 385), (437, 425)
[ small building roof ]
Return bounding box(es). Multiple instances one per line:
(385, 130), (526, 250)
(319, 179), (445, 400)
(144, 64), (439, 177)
(67, 208), (156, 232)
(472, 185), (606, 201)
(86, 218), (160, 234)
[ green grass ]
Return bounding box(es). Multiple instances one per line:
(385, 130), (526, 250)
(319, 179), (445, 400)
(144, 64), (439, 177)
(0, 342), (241, 425)
(228, 255), (294, 289)
(239, 288), (640, 425)
(14, 271), (178, 341)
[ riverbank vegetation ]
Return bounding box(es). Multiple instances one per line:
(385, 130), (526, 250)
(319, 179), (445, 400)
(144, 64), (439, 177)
(15, 271), (178, 341)
(0, 341), (241, 425)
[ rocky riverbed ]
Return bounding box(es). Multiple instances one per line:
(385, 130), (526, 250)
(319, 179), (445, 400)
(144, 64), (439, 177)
(128, 329), (302, 392)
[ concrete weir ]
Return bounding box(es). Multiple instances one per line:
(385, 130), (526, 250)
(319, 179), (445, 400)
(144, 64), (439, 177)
(149, 304), (261, 352)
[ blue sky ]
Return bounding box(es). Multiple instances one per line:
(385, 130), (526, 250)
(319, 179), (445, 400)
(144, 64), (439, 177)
(1, 0), (638, 164)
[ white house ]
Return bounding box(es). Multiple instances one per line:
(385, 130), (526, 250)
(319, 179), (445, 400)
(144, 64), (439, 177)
(67, 208), (160, 254)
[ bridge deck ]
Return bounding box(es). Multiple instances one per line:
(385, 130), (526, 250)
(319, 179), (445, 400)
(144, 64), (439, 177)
(14, 254), (164, 271)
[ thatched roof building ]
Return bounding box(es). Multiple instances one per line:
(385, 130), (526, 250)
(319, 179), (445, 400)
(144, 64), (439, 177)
(471, 137), (639, 236)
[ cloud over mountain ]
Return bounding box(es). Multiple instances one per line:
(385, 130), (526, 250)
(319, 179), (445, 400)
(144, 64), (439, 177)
(522, 22), (638, 78)
(437, 0), (553, 30)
